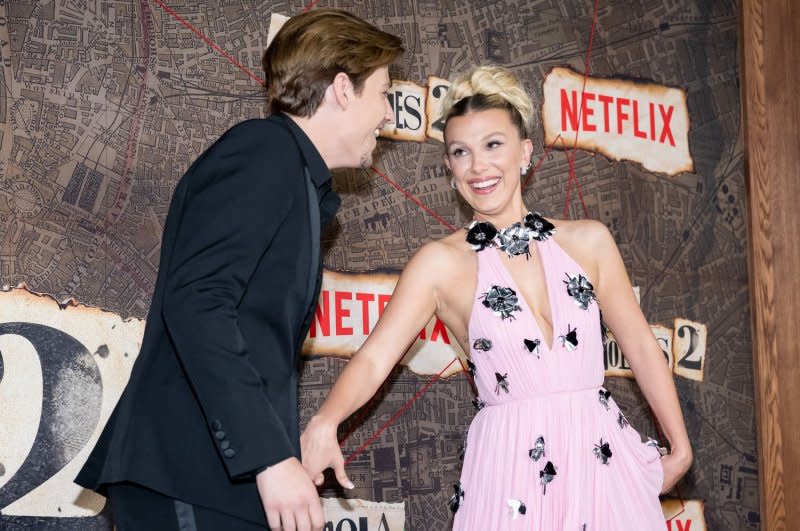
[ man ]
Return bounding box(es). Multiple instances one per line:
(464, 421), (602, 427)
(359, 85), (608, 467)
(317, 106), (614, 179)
(76, 9), (403, 531)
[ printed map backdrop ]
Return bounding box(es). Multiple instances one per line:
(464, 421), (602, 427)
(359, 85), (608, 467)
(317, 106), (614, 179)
(0, 0), (754, 529)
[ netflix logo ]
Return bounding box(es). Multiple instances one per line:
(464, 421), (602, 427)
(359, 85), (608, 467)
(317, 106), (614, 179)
(662, 499), (707, 531)
(543, 66), (693, 176)
(302, 269), (465, 377)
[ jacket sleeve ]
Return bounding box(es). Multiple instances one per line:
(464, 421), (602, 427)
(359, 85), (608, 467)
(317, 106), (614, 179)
(161, 120), (298, 479)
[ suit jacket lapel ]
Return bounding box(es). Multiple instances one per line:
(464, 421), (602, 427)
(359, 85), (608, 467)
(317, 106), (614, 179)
(302, 166), (320, 326)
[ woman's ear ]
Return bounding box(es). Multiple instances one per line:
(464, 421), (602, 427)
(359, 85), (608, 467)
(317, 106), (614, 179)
(522, 138), (533, 168)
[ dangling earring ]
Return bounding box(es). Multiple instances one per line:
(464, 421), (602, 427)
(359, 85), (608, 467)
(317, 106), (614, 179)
(450, 178), (457, 190)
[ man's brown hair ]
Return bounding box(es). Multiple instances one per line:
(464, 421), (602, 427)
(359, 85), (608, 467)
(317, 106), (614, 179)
(263, 9), (403, 117)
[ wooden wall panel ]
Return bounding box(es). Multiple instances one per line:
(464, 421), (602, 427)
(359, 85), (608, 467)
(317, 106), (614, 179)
(741, 0), (800, 528)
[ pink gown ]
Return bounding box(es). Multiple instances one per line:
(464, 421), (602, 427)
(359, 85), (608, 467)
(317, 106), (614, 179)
(452, 237), (665, 530)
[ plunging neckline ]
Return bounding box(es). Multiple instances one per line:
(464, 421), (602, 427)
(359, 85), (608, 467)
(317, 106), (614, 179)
(488, 240), (559, 352)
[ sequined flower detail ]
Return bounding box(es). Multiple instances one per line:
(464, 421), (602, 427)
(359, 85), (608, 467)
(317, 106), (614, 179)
(473, 397), (486, 411)
(529, 435), (546, 461)
(466, 359), (477, 379)
(540, 461), (557, 494)
(523, 338), (541, 358)
(618, 412), (629, 429)
(497, 223), (531, 258)
(508, 499), (527, 519)
(646, 437), (669, 456)
(495, 372), (509, 394)
(465, 221), (498, 252)
(449, 482), (464, 512)
(564, 273), (596, 310)
(523, 212), (556, 241)
(559, 324), (579, 351)
(594, 439), (612, 465)
(482, 285), (522, 320)
(473, 338), (493, 352)
(598, 388), (611, 410)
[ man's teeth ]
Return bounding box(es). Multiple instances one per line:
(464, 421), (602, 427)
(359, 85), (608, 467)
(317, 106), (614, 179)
(375, 128), (381, 137)
(473, 179), (500, 189)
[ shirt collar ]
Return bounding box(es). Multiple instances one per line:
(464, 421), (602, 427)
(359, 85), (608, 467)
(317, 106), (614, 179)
(272, 113), (332, 188)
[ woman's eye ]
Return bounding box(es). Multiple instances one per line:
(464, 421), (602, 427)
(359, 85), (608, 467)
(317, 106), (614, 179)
(450, 148), (466, 157)
(487, 140), (503, 149)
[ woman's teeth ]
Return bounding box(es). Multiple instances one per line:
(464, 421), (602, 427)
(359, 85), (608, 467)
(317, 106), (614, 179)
(472, 178), (500, 189)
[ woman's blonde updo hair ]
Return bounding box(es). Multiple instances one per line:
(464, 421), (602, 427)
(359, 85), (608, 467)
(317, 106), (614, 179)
(441, 65), (533, 139)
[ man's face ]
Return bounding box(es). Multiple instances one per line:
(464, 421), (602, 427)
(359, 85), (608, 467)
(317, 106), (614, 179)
(346, 66), (393, 169)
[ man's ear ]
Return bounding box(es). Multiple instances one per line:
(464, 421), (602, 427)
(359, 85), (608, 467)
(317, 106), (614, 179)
(329, 72), (354, 110)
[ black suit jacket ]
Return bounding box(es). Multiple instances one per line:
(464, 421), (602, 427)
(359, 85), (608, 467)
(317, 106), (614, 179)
(76, 114), (340, 524)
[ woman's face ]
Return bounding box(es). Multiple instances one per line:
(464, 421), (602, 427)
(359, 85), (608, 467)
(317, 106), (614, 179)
(444, 108), (533, 219)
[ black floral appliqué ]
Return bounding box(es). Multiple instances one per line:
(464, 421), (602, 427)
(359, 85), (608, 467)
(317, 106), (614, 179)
(529, 435), (546, 461)
(472, 397), (486, 411)
(473, 338), (493, 352)
(540, 461), (557, 494)
(495, 372), (509, 394)
(449, 482), (464, 512)
(524, 212), (556, 241)
(482, 285), (522, 320)
(598, 388), (611, 410)
(497, 223), (531, 258)
(564, 273), (596, 310)
(466, 221), (499, 252)
(523, 338), (541, 358)
(466, 359), (477, 379)
(593, 438), (612, 465)
(618, 412), (629, 429)
(559, 324), (579, 351)
(507, 499), (527, 519)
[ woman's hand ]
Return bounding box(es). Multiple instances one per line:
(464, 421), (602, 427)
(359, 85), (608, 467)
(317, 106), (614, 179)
(301, 416), (354, 489)
(659, 447), (693, 494)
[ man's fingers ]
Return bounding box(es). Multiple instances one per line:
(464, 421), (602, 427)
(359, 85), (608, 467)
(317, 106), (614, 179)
(314, 473), (324, 486)
(294, 509), (311, 531)
(266, 510), (281, 530)
(281, 509), (297, 531)
(310, 497), (325, 531)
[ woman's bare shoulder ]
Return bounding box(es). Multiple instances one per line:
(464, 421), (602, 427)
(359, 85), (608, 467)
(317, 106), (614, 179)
(406, 230), (472, 274)
(552, 218), (614, 249)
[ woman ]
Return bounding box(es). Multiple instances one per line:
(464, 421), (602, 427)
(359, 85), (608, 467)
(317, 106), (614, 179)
(301, 65), (692, 529)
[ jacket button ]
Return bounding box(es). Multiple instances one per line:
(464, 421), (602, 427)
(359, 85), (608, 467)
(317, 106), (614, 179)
(211, 420), (223, 430)
(215, 430), (226, 440)
(223, 448), (236, 458)
(220, 441), (230, 450)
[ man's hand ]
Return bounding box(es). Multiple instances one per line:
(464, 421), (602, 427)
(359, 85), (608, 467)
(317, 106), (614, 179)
(300, 416), (354, 489)
(257, 457), (324, 531)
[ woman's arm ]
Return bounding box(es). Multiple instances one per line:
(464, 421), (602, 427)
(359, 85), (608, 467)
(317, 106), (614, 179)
(590, 222), (693, 492)
(301, 242), (449, 487)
